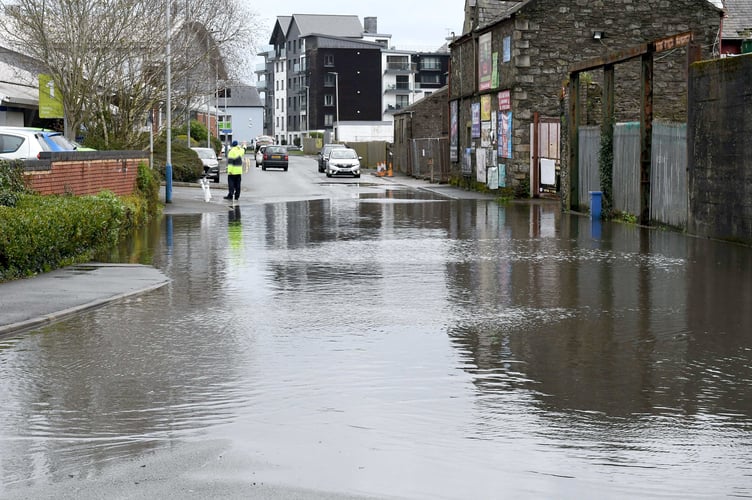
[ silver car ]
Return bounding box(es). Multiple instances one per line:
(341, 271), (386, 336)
(191, 147), (220, 182)
(325, 148), (361, 178)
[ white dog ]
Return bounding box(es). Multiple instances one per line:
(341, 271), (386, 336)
(199, 176), (212, 202)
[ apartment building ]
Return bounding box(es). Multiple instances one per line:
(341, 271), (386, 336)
(257, 14), (449, 145)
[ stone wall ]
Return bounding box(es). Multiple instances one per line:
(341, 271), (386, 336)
(24, 151), (147, 196)
(688, 55), (752, 245)
(449, 0), (722, 191)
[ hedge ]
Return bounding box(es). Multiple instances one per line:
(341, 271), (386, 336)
(0, 161), (161, 282)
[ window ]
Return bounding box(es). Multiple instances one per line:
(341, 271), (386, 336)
(324, 95), (334, 106)
(396, 95), (410, 108)
(324, 54), (334, 66)
(420, 56), (441, 70)
(421, 74), (441, 84)
(0, 134), (24, 154)
(396, 75), (410, 90)
(324, 114), (333, 126)
(325, 73), (336, 87)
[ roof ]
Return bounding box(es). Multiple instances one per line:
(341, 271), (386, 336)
(396, 86), (449, 115)
(225, 85), (263, 107)
(289, 14), (363, 38)
(463, 0), (727, 33)
(721, 0), (752, 39)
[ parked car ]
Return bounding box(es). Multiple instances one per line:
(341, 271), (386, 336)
(255, 145), (267, 165)
(261, 145), (289, 171)
(0, 126), (75, 160)
(326, 148), (361, 178)
(191, 147), (220, 182)
(317, 143), (347, 172)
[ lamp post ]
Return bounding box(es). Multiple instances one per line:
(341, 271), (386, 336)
(164, 0), (172, 203)
(302, 85), (309, 136)
(329, 72), (339, 142)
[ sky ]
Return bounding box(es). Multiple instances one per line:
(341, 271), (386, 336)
(256, 1), (465, 53)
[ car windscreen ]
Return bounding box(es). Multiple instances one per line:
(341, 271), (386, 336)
(329, 149), (358, 159)
(193, 149), (216, 159)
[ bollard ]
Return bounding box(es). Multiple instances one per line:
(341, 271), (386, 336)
(589, 191), (602, 219)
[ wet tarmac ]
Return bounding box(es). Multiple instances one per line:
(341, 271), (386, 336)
(1, 165), (751, 499)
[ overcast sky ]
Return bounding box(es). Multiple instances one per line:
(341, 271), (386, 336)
(257, 1), (465, 52)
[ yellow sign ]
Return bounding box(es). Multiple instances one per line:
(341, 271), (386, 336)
(38, 74), (64, 118)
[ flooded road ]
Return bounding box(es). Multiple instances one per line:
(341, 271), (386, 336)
(1, 177), (751, 498)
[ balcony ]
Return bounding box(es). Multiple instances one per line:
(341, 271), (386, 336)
(384, 83), (412, 94)
(384, 62), (416, 74)
(384, 104), (407, 114)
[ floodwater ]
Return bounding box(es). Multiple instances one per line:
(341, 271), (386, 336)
(1, 186), (751, 499)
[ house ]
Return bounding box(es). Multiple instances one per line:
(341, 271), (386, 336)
(449, 0), (724, 195)
(393, 86), (450, 181)
(207, 83), (264, 150)
(719, 0), (752, 55)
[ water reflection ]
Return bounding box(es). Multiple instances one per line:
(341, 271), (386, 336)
(1, 189), (751, 498)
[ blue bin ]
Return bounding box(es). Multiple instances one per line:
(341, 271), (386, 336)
(589, 191), (602, 219)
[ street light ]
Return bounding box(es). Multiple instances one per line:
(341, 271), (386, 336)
(329, 72), (339, 142)
(302, 85), (309, 136)
(164, 0), (172, 203)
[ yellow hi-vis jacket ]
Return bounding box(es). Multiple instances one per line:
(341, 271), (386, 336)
(227, 146), (245, 175)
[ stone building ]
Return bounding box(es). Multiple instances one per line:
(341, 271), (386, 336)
(449, 0), (724, 195)
(392, 86), (449, 180)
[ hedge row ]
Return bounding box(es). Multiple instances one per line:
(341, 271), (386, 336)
(0, 162), (161, 282)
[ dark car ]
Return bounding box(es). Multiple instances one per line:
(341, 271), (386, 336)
(317, 143), (346, 172)
(261, 145), (289, 171)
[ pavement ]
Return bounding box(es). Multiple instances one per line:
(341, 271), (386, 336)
(0, 168), (540, 338)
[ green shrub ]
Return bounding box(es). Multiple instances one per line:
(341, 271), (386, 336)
(151, 138), (203, 182)
(0, 160), (31, 207)
(0, 190), (153, 282)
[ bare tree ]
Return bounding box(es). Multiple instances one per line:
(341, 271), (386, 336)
(0, 0), (263, 147)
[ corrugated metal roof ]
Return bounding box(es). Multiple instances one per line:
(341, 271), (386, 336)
(721, 0), (752, 39)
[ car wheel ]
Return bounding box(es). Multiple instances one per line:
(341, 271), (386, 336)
(354, 174), (360, 178)
(326, 172), (332, 178)
(213, 176), (220, 183)
(262, 166), (266, 171)
(284, 167), (288, 171)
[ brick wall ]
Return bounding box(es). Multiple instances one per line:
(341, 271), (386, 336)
(23, 152), (148, 196)
(688, 55), (752, 245)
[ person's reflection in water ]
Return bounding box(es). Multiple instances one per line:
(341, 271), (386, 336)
(228, 206), (242, 257)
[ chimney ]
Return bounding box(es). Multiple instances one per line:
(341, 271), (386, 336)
(364, 16), (378, 34)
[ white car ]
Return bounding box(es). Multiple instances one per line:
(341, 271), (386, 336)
(325, 148), (361, 178)
(0, 126), (75, 160)
(191, 147), (219, 182)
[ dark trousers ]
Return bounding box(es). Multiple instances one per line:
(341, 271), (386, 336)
(227, 174), (241, 200)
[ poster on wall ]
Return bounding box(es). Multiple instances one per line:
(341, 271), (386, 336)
(498, 163), (507, 188)
(481, 94), (491, 121)
(498, 89), (511, 111)
(481, 122), (492, 148)
(478, 32), (492, 91)
(450, 100), (458, 162)
(492, 53), (499, 89)
(476, 149), (487, 183)
(471, 103), (481, 138)
(487, 166), (499, 190)
(463, 148), (473, 175)
(503, 36), (511, 63)
(498, 111), (513, 159)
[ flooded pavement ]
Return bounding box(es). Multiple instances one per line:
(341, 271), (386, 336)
(1, 183), (751, 499)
